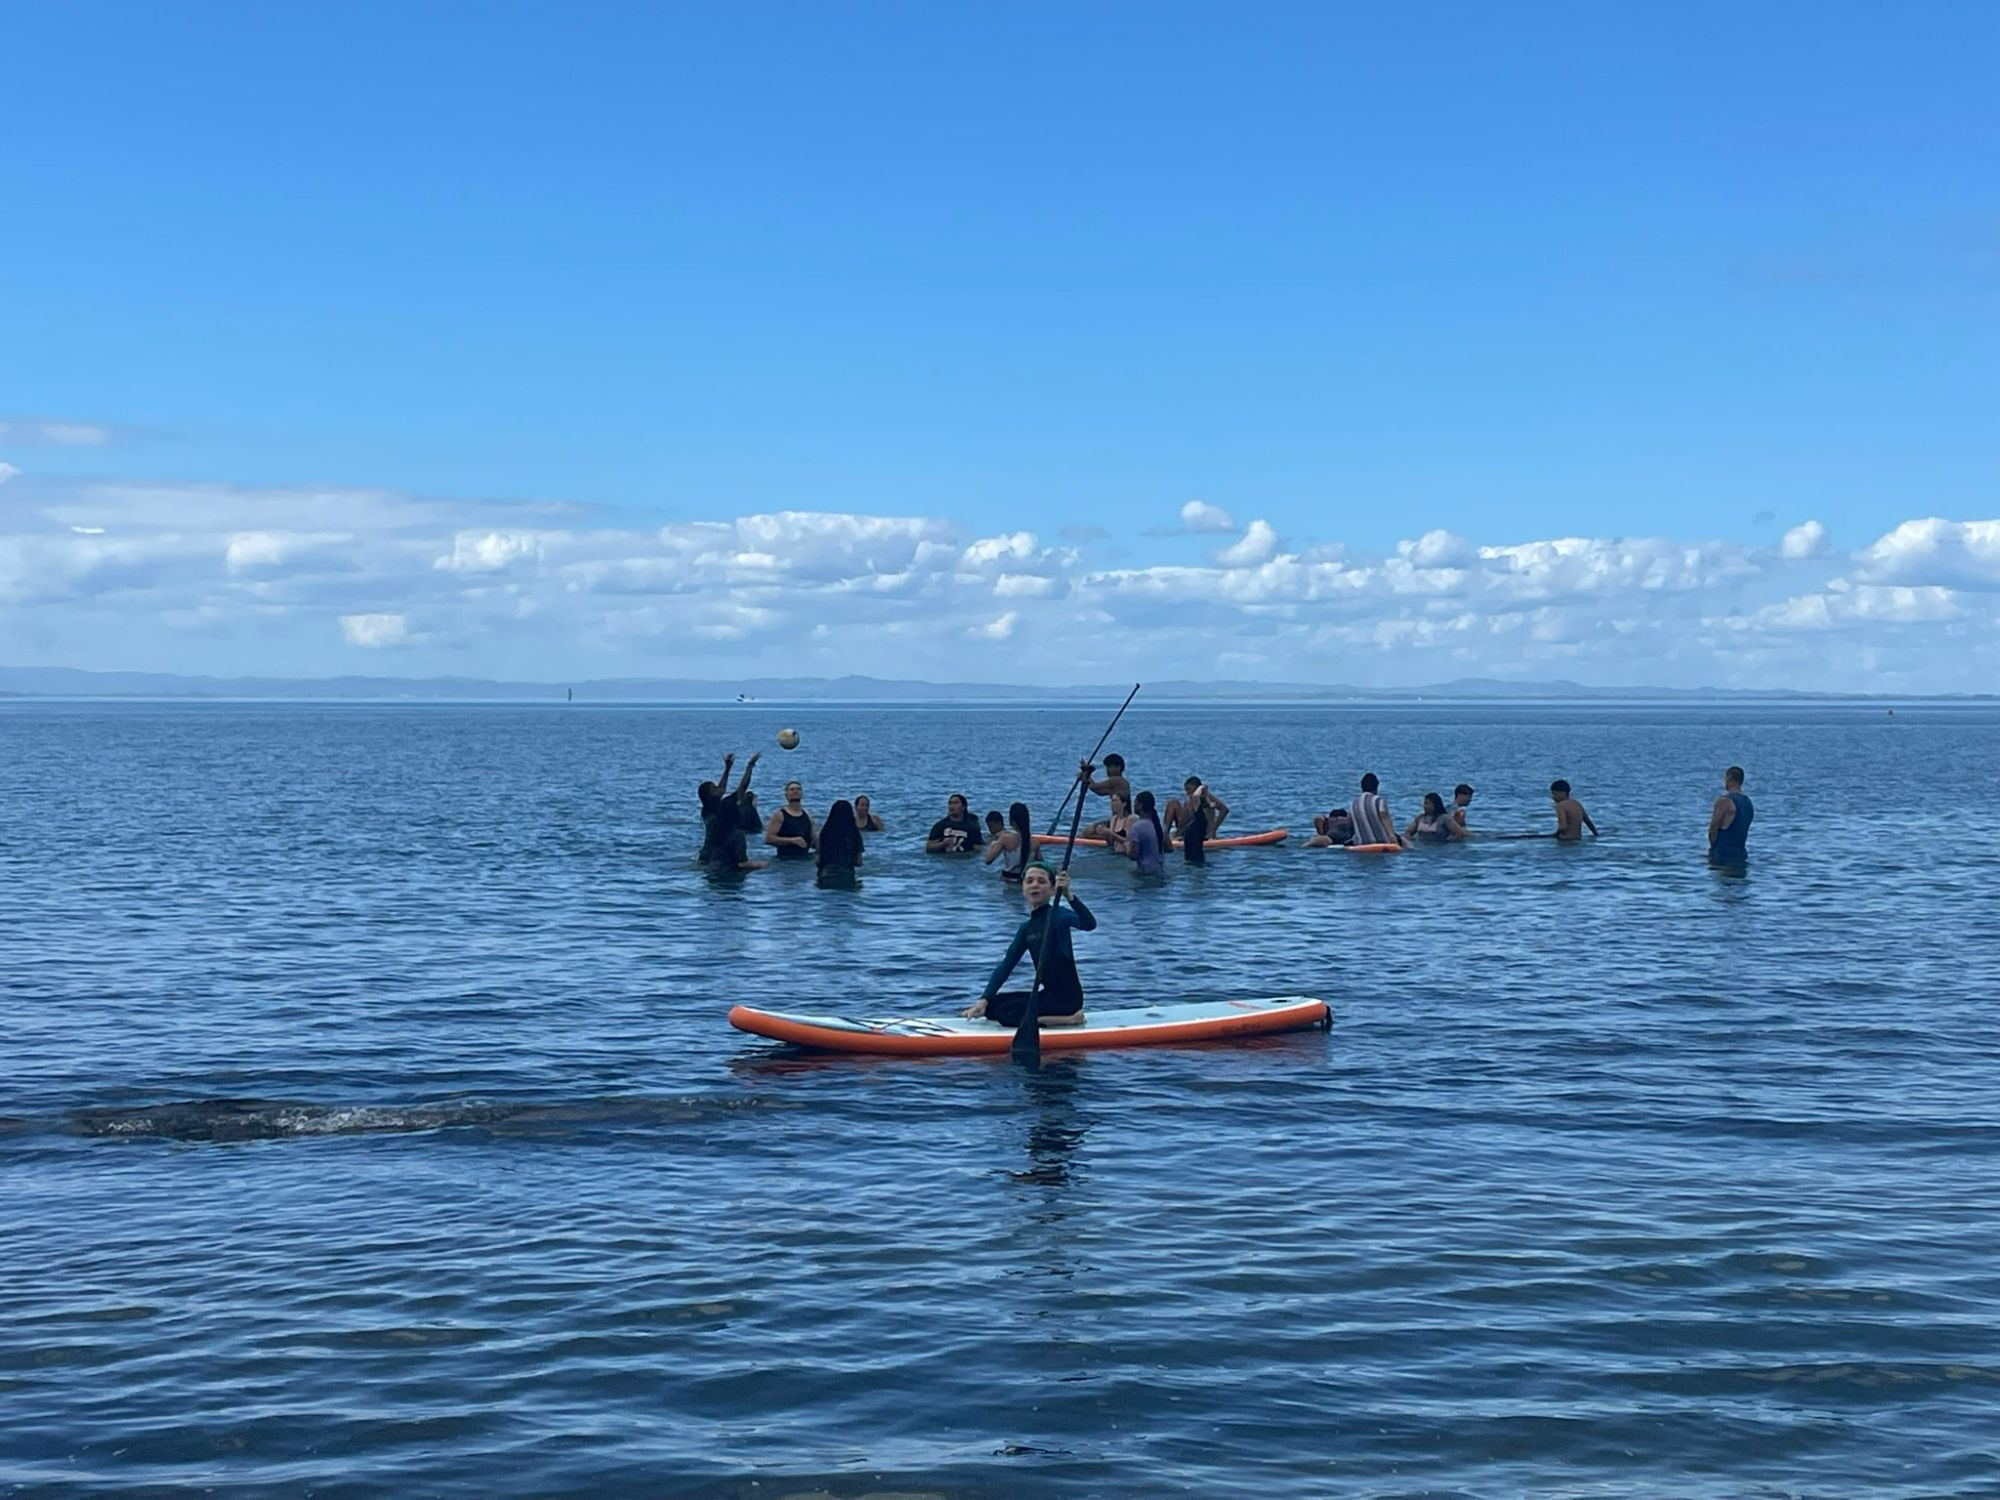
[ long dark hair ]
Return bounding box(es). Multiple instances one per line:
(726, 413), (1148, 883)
(1134, 789), (1166, 848)
(818, 799), (862, 869)
(1422, 791), (1445, 816)
(1008, 801), (1032, 845)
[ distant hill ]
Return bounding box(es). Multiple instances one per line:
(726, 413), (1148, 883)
(2, 665), (1988, 702)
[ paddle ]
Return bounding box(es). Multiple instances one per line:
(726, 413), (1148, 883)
(1015, 686), (1141, 1060)
(1042, 682), (1141, 834)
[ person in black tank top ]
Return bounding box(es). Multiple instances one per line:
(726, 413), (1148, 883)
(1708, 765), (1754, 865)
(764, 780), (817, 860)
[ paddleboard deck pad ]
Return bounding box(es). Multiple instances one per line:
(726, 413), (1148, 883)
(729, 995), (1329, 1056)
(1033, 827), (1288, 851)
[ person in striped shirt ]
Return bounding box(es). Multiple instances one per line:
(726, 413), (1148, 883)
(1347, 773), (1402, 847)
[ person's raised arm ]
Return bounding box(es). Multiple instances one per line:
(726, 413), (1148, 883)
(733, 751), (761, 798)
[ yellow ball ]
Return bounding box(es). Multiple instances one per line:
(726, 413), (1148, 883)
(776, 727), (801, 750)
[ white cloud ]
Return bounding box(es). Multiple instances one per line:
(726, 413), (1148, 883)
(994, 573), (1058, 598)
(1400, 529), (1476, 568)
(1857, 518), (2000, 591)
(339, 613), (411, 647)
(0, 463), (17, 488)
(1215, 519), (1279, 568)
(226, 530), (351, 572)
(1180, 500), (1236, 533)
(6, 469), (1998, 691)
(1780, 519), (1828, 559)
(436, 530), (548, 573)
(0, 419), (114, 447)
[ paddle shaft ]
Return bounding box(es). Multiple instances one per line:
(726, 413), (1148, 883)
(1042, 683), (1141, 835)
(1016, 686), (1140, 1057)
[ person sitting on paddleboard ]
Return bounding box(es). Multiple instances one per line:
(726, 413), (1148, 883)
(926, 793), (985, 854)
(1404, 791), (1466, 844)
(984, 801), (1032, 882)
(852, 793), (884, 834)
(1126, 790), (1168, 876)
(764, 780), (817, 860)
(1306, 806), (1356, 848)
(1164, 776), (1229, 863)
(962, 862), (1095, 1028)
(1346, 772), (1401, 848)
(1550, 779), (1598, 841)
(1081, 754), (1132, 838)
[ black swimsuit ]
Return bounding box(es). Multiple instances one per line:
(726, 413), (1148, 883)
(775, 808), (814, 860)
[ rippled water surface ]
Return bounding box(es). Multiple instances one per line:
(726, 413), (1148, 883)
(5, 700), (1999, 1498)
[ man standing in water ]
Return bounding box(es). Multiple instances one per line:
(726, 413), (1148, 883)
(1550, 779), (1598, 841)
(1708, 765), (1754, 865)
(1449, 783), (1476, 835)
(962, 863), (1095, 1028)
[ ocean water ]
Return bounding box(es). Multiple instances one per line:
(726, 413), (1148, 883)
(4, 699), (1998, 1499)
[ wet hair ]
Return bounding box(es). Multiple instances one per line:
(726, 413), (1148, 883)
(984, 809), (1005, 829)
(1021, 860), (1055, 883)
(784, 780), (803, 798)
(1134, 789), (1166, 849)
(1103, 754), (1125, 772)
(1360, 772), (1380, 793)
(1185, 775), (1203, 790)
(1725, 766), (1745, 787)
(1454, 783), (1475, 799)
(1109, 789), (1129, 814)
(1009, 802), (1032, 842)
(1550, 779), (1571, 797)
(818, 799), (862, 869)
(948, 793), (967, 813)
(1423, 792), (1445, 815)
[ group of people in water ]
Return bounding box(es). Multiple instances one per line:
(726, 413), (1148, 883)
(698, 747), (1757, 1027)
(696, 748), (1755, 876)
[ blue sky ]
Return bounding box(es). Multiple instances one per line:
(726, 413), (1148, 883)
(3, 2), (1996, 686)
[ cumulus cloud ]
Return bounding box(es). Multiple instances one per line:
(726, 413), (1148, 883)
(1857, 518), (2000, 591)
(339, 613), (411, 647)
(1780, 520), (1828, 559)
(1215, 519), (1279, 568)
(1179, 500), (1236, 533)
(436, 530), (548, 573)
(5, 468), (1997, 690)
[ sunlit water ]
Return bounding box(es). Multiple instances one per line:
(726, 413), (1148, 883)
(4, 700), (1997, 1498)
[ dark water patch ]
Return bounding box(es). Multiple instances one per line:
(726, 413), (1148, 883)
(63, 1092), (791, 1142)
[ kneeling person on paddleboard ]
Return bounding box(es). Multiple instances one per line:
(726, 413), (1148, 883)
(963, 863), (1096, 1028)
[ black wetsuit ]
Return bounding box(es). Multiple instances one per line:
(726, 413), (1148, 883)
(979, 896), (1098, 1026)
